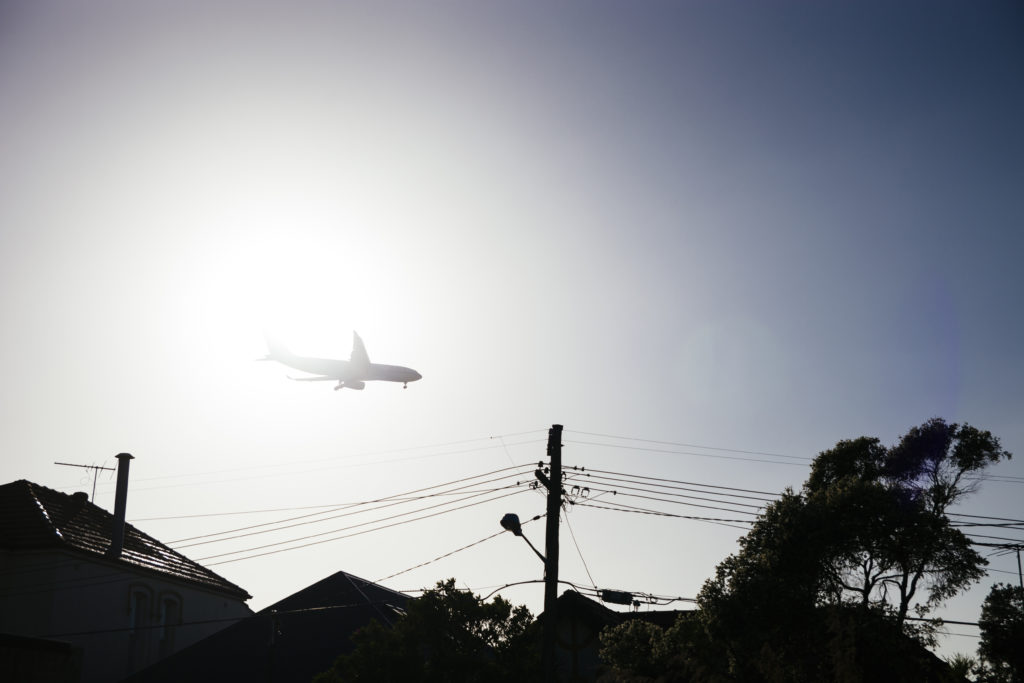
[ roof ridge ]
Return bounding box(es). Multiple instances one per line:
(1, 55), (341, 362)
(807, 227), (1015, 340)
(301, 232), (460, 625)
(338, 570), (409, 601)
(25, 480), (66, 542)
(1, 479), (251, 600)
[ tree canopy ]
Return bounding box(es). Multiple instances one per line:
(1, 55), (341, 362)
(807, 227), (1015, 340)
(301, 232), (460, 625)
(802, 419), (1008, 626)
(601, 418), (1009, 682)
(312, 578), (536, 683)
(976, 582), (1024, 682)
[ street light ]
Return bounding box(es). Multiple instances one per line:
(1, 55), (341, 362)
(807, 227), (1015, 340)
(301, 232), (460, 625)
(500, 513), (546, 563)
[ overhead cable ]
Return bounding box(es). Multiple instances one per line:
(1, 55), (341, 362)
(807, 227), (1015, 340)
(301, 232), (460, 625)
(376, 514), (545, 584)
(203, 488), (532, 566)
(566, 430), (806, 460)
(171, 466), (533, 547)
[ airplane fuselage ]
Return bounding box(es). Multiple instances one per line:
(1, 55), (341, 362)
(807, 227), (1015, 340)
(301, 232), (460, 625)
(263, 333), (422, 390)
(280, 355), (421, 384)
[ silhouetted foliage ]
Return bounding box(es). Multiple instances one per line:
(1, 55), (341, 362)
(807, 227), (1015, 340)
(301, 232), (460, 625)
(599, 603), (962, 682)
(599, 613), (727, 682)
(311, 578), (537, 683)
(946, 654), (976, 681)
(803, 419), (1008, 627)
(599, 419), (1006, 682)
(976, 583), (1024, 682)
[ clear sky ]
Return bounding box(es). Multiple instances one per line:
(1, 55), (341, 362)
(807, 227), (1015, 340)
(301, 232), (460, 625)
(2, 0), (1022, 662)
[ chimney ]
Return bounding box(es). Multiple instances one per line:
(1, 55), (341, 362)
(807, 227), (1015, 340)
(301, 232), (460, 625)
(108, 452), (134, 559)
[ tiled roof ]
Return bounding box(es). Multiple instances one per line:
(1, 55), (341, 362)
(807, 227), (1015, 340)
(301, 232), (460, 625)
(122, 571), (410, 683)
(0, 480), (250, 600)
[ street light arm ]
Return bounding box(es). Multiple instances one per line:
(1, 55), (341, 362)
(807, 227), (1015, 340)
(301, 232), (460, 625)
(521, 534), (546, 564)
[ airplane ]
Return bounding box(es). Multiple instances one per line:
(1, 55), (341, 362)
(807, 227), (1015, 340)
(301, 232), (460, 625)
(261, 332), (422, 390)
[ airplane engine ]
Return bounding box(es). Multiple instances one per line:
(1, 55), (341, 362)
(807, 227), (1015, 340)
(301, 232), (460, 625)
(346, 381), (366, 390)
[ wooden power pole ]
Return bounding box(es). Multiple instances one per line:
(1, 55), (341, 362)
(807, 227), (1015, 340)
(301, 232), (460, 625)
(539, 424), (563, 683)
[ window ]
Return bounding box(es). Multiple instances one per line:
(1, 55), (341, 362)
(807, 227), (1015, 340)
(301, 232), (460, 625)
(158, 593), (182, 656)
(128, 588), (151, 635)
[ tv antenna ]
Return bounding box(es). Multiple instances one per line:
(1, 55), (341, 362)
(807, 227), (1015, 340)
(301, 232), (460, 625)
(54, 462), (115, 502)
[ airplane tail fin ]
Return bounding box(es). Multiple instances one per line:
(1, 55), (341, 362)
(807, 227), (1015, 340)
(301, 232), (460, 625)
(262, 334), (294, 361)
(350, 331), (370, 367)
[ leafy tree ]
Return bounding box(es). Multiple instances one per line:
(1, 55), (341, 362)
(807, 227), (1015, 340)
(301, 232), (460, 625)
(803, 419), (1008, 627)
(692, 419), (1009, 681)
(599, 613), (727, 683)
(698, 491), (833, 681)
(312, 578), (537, 683)
(599, 619), (666, 680)
(946, 653), (976, 681)
(976, 583), (1024, 682)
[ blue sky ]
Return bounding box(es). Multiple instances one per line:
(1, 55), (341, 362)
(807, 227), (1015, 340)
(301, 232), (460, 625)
(1, 0), (1022, 661)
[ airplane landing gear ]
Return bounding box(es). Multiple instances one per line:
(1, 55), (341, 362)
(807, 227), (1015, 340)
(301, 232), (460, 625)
(403, 382), (408, 389)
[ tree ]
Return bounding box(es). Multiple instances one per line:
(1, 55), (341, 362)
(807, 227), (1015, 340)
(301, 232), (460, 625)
(804, 419), (1008, 627)
(312, 578), (537, 683)
(976, 583), (1024, 682)
(599, 613), (728, 683)
(599, 618), (668, 680)
(946, 653), (976, 681)
(693, 419), (1009, 680)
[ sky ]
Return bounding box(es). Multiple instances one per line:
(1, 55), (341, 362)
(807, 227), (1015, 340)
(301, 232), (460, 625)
(1, 0), (1023, 662)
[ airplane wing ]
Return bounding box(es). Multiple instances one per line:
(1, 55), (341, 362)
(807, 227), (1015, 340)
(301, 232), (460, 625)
(350, 331), (370, 368)
(287, 375), (336, 382)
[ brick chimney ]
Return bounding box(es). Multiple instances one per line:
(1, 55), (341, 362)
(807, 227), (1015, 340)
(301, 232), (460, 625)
(107, 453), (134, 559)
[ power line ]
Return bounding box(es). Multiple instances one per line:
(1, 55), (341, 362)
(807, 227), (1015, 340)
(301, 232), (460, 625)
(574, 500), (755, 528)
(565, 439), (809, 467)
(177, 484), (523, 550)
(194, 485), (529, 560)
(203, 488), (533, 566)
(967, 533), (1024, 545)
(137, 440), (545, 496)
(569, 474), (769, 510)
(969, 474), (1024, 484)
(35, 601), (405, 639)
(563, 509), (597, 590)
(478, 578), (697, 608)
(573, 467), (783, 497)
(577, 485), (761, 518)
(566, 471), (777, 506)
(139, 463), (536, 525)
(566, 430), (806, 460)
(67, 435), (546, 497)
(3, 467), (546, 595)
(74, 431), (547, 489)
(170, 466), (534, 547)
(946, 516), (1024, 528)
(376, 514), (545, 584)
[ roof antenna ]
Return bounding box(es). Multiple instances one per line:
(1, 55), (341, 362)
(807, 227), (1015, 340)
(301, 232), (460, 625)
(54, 461), (115, 502)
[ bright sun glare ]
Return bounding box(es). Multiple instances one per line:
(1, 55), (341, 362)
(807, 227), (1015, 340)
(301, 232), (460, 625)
(179, 192), (420, 366)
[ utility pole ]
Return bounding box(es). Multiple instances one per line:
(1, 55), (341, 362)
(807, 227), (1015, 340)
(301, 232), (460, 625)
(537, 424), (563, 683)
(1016, 545), (1022, 593)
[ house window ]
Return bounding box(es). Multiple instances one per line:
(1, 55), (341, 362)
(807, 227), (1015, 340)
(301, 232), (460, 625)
(126, 584), (156, 673)
(159, 594), (182, 655)
(128, 588), (151, 635)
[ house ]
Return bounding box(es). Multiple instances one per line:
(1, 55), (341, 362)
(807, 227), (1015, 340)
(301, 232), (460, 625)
(551, 589), (690, 682)
(0, 632), (82, 683)
(122, 569), (410, 683)
(0, 454), (252, 683)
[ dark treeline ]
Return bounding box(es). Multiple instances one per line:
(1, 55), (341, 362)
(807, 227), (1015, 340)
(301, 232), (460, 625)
(314, 419), (1020, 683)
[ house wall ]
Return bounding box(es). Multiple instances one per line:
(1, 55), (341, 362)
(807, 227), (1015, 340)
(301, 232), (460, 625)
(0, 548), (252, 683)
